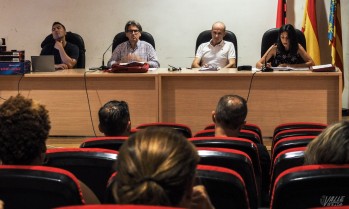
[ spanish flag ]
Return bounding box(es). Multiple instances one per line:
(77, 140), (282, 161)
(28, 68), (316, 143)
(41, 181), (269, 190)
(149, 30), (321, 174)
(276, 0), (287, 28)
(302, 0), (321, 65)
(328, 0), (343, 76)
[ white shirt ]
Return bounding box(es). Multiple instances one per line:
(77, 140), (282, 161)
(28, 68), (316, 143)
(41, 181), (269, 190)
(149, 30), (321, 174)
(195, 40), (236, 68)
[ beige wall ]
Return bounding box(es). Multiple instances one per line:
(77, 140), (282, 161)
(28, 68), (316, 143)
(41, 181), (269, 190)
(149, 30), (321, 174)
(1, 0), (348, 108)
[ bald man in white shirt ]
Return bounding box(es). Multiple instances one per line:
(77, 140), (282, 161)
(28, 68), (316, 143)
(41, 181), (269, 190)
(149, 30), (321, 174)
(192, 21), (236, 68)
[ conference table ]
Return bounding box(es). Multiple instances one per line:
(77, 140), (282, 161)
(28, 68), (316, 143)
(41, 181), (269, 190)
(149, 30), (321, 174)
(0, 68), (342, 137)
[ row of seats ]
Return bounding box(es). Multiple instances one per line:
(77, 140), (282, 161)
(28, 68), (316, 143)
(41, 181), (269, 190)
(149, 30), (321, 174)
(40, 27), (306, 69)
(133, 122), (263, 144)
(78, 121), (328, 207)
(3, 121), (345, 209)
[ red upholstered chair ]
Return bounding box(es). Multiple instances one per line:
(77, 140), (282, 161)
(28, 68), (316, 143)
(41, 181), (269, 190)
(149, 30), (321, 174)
(135, 122), (192, 138)
(310, 207), (349, 209)
(196, 165), (250, 209)
(45, 148), (118, 202)
(104, 166), (250, 209)
(194, 129), (261, 144)
(273, 122), (327, 138)
(0, 165), (84, 209)
(272, 128), (323, 148)
(271, 135), (316, 161)
(204, 123), (263, 140)
(55, 205), (184, 209)
(189, 136), (261, 188)
(270, 147), (306, 197)
(193, 129), (215, 137)
(270, 164), (349, 209)
(240, 129), (262, 144)
(80, 136), (128, 151)
(197, 147), (259, 209)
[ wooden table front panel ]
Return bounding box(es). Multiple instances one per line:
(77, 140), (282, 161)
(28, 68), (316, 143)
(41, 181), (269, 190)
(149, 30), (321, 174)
(159, 70), (341, 137)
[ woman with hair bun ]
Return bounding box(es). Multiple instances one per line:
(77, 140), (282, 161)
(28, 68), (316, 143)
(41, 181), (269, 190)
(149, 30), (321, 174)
(112, 127), (214, 209)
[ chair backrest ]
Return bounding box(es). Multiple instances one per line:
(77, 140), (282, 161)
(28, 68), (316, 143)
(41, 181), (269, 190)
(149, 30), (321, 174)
(195, 30), (238, 66)
(271, 135), (316, 161)
(105, 165), (250, 209)
(135, 122), (192, 138)
(272, 128), (323, 148)
(204, 123), (263, 140)
(41, 31), (86, 68)
(239, 129), (262, 144)
(190, 136), (261, 188)
(270, 147), (306, 197)
(260, 28), (306, 57)
(0, 165), (84, 209)
(45, 148), (118, 202)
(193, 129), (261, 144)
(112, 31), (155, 51)
(197, 147), (259, 209)
(197, 165), (250, 209)
(55, 205), (185, 209)
(271, 164), (349, 209)
(273, 122), (327, 138)
(194, 129), (215, 137)
(80, 136), (128, 151)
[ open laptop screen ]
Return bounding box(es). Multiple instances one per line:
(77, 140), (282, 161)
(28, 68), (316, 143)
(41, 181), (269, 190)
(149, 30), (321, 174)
(31, 55), (55, 72)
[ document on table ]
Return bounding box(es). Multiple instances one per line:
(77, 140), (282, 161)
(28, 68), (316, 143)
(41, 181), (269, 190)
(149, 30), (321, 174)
(272, 66), (310, 71)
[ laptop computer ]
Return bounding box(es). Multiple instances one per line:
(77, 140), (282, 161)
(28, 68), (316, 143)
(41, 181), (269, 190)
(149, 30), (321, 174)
(31, 55), (55, 72)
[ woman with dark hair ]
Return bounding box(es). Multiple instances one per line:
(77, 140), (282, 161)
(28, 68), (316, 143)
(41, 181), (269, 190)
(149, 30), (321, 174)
(112, 127), (214, 209)
(256, 24), (315, 69)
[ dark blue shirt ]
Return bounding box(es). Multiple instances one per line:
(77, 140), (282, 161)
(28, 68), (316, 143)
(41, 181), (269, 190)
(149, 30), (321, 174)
(40, 42), (79, 64)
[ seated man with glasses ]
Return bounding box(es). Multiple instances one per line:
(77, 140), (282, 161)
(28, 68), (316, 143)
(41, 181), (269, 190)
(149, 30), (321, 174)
(108, 20), (160, 68)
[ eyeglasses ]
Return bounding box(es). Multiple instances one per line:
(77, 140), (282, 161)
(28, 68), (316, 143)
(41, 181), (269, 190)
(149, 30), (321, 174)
(127, 30), (140, 34)
(168, 65), (182, 72)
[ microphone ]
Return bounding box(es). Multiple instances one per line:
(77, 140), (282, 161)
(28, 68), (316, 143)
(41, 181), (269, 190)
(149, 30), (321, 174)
(100, 43), (113, 69)
(261, 44), (276, 72)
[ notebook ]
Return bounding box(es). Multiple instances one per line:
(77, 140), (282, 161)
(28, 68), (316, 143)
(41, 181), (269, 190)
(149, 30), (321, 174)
(31, 55), (55, 72)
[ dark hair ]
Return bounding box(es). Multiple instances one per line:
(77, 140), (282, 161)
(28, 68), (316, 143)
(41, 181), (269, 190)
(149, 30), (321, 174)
(0, 94), (51, 164)
(277, 24), (299, 54)
(113, 127), (199, 206)
(215, 95), (247, 130)
(98, 100), (130, 136)
(124, 20), (143, 33)
(52, 22), (66, 31)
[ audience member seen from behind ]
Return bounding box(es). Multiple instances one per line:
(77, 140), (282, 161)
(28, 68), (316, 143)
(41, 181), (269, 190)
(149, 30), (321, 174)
(256, 24), (315, 69)
(191, 21), (236, 69)
(0, 94), (99, 204)
(112, 127), (214, 209)
(40, 22), (79, 70)
(212, 94), (271, 206)
(212, 95), (247, 137)
(304, 121), (349, 165)
(98, 100), (131, 136)
(108, 20), (160, 68)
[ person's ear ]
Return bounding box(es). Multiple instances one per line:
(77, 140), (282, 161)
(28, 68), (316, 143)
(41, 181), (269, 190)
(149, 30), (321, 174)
(98, 123), (104, 133)
(212, 111), (216, 123)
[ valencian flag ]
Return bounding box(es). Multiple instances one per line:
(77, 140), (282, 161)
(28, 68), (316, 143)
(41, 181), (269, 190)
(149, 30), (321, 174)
(328, 0), (343, 77)
(276, 0), (287, 27)
(302, 0), (321, 65)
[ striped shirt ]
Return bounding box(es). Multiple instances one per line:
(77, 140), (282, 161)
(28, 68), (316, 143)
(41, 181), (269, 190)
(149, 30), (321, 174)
(108, 40), (160, 68)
